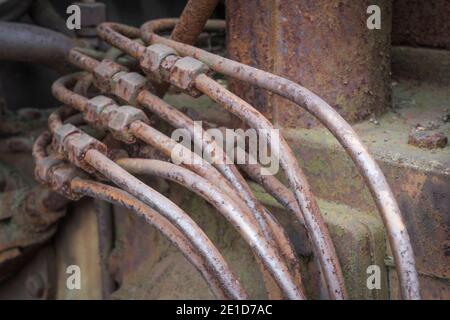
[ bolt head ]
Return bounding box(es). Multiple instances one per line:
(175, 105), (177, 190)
(140, 44), (177, 80)
(108, 106), (148, 143)
(112, 72), (148, 105)
(50, 164), (85, 200)
(52, 124), (80, 155)
(64, 131), (107, 173)
(85, 95), (117, 126)
(169, 57), (209, 97)
(93, 59), (126, 93)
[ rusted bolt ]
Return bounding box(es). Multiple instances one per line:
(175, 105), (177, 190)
(85, 95), (117, 127)
(111, 72), (148, 105)
(50, 164), (86, 200)
(169, 57), (209, 97)
(107, 106), (148, 144)
(140, 44), (178, 81)
(26, 274), (46, 299)
(408, 128), (448, 149)
(93, 59), (126, 93)
(52, 123), (80, 155)
(54, 124), (107, 173)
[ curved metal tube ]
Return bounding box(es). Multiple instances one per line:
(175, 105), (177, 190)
(83, 148), (248, 299)
(0, 21), (78, 71)
(140, 18), (420, 300)
(32, 131), (52, 161)
(116, 158), (306, 300)
(51, 73), (89, 112)
(70, 178), (229, 299)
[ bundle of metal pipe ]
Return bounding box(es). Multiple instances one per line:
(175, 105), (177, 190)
(22, 0), (419, 300)
(137, 18), (420, 300)
(66, 48), (306, 298)
(92, 17), (418, 299)
(95, 20), (346, 299)
(48, 71), (307, 299)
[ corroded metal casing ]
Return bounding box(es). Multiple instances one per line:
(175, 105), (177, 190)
(107, 106), (148, 144)
(227, 0), (392, 128)
(85, 95), (118, 127)
(93, 59), (126, 93)
(140, 44), (178, 81)
(169, 57), (209, 97)
(111, 72), (148, 105)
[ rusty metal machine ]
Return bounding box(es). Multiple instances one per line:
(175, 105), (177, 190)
(0, 0), (448, 301)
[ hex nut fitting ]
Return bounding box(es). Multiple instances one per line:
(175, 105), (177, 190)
(93, 59), (126, 93)
(50, 163), (86, 200)
(52, 124), (80, 155)
(112, 72), (148, 105)
(169, 57), (209, 97)
(107, 106), (148, 143)
(34, 157), (64, 186)
(140, 44), (178, 81)
(85, 95), (118, 127)
(54, 124), (107, 173)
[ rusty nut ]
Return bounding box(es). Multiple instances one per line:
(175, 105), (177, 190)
(62, 130), (107, 174)
(52, 124), (80, 155)
(108, 106), (148, 144)
(93, 59), (126, 93)
(74, 2), (106, 27)
(169, 57), (209, 97)
(111, 72), (148, 105)
(50, 164), (86, 200)
(140, 44), (178, 80)
(34, 156), (64, 186)
(85, 95), (118, 127)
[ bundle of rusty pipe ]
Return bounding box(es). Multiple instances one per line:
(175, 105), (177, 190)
(26, 0), (419, 299)
(92, 17), (419, 299)
(65, 48), (308, 298)
(48, 70), (308, 299)
(93, 21), (347, 299)
(36, 108), (246, 300)
(137, 18), (420, 300)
